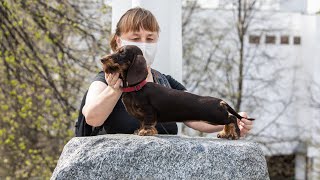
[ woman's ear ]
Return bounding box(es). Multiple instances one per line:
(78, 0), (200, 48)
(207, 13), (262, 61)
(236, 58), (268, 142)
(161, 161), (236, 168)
(115, 35), (121, 48)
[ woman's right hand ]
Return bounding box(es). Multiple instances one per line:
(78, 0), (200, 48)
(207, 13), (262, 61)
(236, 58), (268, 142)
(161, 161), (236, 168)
(82, 73), (123, 127)
(105, 73), (123, 93)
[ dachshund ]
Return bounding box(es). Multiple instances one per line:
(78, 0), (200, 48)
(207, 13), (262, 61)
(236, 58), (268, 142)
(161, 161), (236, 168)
(100, 45), (254, 140)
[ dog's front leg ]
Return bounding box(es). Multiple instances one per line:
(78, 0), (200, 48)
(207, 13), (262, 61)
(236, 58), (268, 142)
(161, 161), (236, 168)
(137, 106), (158, 136)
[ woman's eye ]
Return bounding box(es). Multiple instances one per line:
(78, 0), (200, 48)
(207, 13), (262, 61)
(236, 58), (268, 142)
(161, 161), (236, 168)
(130, 38), (140, 41)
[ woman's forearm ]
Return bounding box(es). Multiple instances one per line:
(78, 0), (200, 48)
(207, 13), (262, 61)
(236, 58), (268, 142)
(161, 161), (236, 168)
(83, 86), (122, 127)
(184, 121), (224, 133)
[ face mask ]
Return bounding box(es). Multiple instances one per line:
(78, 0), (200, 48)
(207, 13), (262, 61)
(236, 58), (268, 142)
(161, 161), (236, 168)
(120, 38), (158, 67)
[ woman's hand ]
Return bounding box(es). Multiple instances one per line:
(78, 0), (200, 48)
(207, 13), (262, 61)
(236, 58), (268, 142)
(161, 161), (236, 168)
(238, 112), (253, 137)
(105, 73), (123, 93)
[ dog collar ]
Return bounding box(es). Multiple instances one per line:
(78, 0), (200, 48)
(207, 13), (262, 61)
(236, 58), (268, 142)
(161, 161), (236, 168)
(122, 80), (147, 92)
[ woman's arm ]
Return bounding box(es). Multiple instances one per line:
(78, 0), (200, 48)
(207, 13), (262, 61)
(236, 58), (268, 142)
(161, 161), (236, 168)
(183, 112), (253, 136)
(82, 73), (122, 127)
(184, 121), (224, 133)
(182, 89), (224, 133)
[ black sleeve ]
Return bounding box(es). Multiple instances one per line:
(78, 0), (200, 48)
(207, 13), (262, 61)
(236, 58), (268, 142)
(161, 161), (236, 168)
(165, 75), (187, 91)
(93, 71), (107, 84)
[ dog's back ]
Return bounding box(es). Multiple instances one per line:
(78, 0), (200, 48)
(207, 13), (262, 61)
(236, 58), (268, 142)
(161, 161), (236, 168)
(123, 82), (230, 125)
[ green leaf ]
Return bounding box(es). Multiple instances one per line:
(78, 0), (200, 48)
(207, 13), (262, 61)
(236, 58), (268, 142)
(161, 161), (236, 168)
(45, 99), (52, 106)
(19, 142), (26, 150)
(1, 105), (9, 111)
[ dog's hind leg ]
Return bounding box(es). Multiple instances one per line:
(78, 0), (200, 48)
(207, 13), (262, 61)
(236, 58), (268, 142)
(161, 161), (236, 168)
(217, 101), (241, 140)
(137, 107), (158, 136)
(217, 114), (240, 140)
(137, 121), (157, 136)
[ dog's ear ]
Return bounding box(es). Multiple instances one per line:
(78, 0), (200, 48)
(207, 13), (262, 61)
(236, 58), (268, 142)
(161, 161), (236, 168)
(126, 54), (148, 86)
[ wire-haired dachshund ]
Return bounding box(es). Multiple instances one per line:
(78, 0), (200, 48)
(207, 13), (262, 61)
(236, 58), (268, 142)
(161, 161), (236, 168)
(100, 45), (254, 140)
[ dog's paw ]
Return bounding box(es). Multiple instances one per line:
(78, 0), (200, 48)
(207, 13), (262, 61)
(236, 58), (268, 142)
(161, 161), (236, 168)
(217, 131), (231, 139)
(217, 131), (224, 138)
(229, 132), (239, 140)
(217, 124), (240, 140)
(217, 132), (239, 140)
(137, 128), (158, 136)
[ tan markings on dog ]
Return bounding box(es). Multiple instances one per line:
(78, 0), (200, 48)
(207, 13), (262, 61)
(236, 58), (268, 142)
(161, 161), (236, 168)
(101, 50), (131, 82)
(102, 58), (122, 74)
(137, 127), (158, 136)
(217, 123), (239, 140)
(122, 93), (158, 136)
(217, 113), (240, 140)
(219, 101), (228, 110)
(137, 121), (158, 136)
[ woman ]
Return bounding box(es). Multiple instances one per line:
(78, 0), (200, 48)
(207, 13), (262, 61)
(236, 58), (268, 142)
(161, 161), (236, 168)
(80, 7), (253, 136)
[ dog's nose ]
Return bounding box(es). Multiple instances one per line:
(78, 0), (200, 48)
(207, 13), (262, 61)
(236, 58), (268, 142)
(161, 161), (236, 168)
(100, 57), (107, 63)
(100, 54), (112, 63)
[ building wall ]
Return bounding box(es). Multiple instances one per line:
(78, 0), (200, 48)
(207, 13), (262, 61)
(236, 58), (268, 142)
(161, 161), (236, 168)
(182, 0), (320, 154)
(181, 1), (320, 178)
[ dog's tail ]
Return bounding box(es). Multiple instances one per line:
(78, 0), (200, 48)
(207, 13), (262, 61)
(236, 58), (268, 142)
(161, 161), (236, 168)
(225, 103), (255, 121)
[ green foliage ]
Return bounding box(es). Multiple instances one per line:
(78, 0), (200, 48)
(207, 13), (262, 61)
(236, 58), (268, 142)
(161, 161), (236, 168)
(0, 0), (111, 178)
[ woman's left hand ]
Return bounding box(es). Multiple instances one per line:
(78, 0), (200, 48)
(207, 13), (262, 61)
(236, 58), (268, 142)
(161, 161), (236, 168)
(238, 112), (253, 137)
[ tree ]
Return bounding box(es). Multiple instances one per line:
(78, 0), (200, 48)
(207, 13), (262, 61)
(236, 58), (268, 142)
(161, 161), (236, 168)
(0, 0), (111, 178)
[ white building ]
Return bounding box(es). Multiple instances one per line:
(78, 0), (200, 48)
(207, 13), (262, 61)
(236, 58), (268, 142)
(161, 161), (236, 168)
(183, 0), (320, 179)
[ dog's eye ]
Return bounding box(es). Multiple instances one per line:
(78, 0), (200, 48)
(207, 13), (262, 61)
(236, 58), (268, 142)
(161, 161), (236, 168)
(120, 53), (126, 59)
(119, 50), (126, 58)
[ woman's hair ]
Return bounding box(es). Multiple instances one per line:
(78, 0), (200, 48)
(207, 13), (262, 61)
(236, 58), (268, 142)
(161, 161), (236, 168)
(110, 7), (160, 51)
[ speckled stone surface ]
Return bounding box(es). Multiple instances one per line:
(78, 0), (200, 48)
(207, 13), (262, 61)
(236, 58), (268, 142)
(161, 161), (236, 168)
(51, 134), (269, 180)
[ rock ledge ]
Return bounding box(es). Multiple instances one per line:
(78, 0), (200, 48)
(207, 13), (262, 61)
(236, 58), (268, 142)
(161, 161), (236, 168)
(51, 134), (269, 180)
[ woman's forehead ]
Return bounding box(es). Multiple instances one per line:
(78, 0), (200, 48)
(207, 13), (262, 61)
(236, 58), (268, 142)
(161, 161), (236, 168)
(126, 29), (158, 36)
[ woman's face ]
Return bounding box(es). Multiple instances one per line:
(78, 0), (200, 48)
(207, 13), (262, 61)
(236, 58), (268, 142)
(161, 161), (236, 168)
(116, 28), (159, 47)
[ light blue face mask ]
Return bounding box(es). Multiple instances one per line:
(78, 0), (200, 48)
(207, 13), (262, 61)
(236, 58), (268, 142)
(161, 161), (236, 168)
(120, 38), (158, 67)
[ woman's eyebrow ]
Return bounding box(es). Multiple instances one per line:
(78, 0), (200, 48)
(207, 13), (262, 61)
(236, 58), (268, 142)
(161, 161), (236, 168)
(147, 33), (157, 37)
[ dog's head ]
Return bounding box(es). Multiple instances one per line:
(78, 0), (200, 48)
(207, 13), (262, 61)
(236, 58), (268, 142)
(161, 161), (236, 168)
(100, 45), (148, 87)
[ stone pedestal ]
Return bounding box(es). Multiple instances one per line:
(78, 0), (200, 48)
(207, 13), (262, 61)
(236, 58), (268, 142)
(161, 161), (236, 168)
(51, 134), (269, 180)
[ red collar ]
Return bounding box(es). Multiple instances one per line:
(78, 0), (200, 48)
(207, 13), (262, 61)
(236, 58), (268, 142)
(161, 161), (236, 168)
(122, 80), (147, 92)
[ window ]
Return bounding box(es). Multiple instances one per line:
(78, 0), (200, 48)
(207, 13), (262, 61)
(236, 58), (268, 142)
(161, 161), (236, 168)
(249, 35), (260, 44)
(293, 36), (301, 45)
(265, 35), (276, 44)
(280, 35), (289, 44)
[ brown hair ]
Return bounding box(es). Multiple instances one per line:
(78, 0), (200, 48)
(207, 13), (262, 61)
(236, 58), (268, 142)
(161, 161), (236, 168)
(110, 7), (160, 51)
